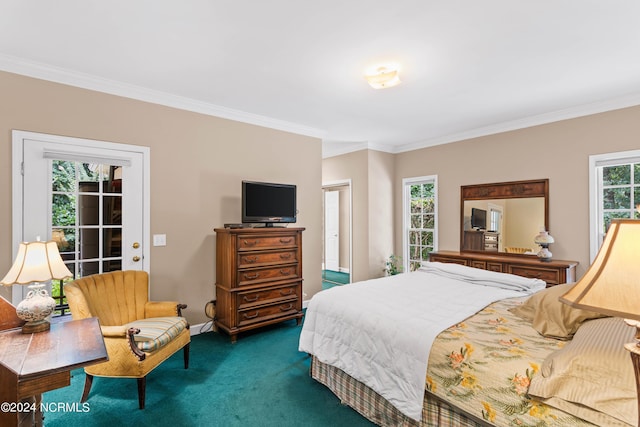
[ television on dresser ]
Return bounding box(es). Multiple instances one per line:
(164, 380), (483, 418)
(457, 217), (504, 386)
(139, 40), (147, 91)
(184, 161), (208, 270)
(471, 207), (487, 230)
(242, 180), (297, 227)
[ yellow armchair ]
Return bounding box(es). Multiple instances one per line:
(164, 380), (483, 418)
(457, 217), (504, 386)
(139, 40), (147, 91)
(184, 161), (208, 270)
(64, 270), (190, 409)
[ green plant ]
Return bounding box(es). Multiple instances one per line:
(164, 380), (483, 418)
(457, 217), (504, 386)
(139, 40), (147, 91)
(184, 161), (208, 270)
(384, 254), (403, 276)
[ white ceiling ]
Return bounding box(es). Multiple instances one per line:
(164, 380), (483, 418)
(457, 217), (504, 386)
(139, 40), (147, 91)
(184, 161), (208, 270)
(2, 1), (640, 158)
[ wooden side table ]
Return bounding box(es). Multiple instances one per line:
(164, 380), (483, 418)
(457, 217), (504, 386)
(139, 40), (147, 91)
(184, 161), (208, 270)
(0, 314), (107, 427)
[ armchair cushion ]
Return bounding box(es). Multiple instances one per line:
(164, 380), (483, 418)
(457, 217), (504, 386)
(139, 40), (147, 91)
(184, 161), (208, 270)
(125, 317), (189, 352)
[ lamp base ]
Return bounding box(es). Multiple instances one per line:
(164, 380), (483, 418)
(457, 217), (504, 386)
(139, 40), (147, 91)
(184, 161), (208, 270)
(21, 319), (51, 334)
(537, 246), (553, 262)
(15, 282), (56, 334)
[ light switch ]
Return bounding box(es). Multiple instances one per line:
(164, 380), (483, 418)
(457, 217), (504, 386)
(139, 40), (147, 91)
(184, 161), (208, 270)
(153, 234), (167, 247)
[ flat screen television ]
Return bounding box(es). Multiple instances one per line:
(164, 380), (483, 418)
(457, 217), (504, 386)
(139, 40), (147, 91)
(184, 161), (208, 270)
(471, 208), (487, 230)
(242, 181), (297, 227)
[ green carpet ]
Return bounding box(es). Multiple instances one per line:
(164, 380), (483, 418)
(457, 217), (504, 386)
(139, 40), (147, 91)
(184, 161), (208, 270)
(322, 270), (350, 290)
(43, 321), (374, 427)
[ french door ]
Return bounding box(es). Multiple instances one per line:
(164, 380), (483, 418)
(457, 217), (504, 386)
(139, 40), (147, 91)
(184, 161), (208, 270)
(11, 131), (150, 309)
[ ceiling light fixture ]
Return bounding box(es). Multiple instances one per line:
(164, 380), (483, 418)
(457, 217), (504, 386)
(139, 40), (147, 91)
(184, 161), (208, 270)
(365, 66), (401, 89)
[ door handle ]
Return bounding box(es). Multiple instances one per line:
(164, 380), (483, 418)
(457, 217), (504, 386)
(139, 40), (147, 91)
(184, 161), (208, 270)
(132, 242), (140, 249)
(133, 256), (141, 262)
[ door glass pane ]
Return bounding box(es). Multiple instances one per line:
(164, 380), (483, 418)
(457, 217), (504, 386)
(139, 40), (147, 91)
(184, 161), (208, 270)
(51, 161), (124, 284)
(79, 261), (99, 277)
(103, 228), (122, 257)
(104, 195), (122, 225)
(78, 194), (99, 225)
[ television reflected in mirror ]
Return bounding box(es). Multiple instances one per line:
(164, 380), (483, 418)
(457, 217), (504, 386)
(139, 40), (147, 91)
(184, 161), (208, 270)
(460, 179), (549, 255)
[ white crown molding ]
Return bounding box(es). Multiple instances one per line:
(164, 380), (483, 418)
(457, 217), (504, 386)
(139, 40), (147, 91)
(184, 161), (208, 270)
(322, 141), (370, 158)
(0, 53), (326, 139)
(4, 53), (639, 157)
(323, 92), (640, 158)
(395, 93), (640, 154)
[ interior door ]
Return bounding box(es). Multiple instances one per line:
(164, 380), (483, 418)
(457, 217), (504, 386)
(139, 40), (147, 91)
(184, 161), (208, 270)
(324, 190), (340, 272)
(12, 131), (148, 304)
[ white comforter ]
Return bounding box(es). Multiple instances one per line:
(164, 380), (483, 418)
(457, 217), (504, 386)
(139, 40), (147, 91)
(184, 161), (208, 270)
(299, 262), (545, 422)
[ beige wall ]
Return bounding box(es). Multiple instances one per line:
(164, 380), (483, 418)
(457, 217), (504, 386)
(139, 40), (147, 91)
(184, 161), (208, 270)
(394, 105), (640, 278)
(367, 150), (395, 278)
(0, 71), (323, 325)
(323, 150), (369, 282)
(324, 106), (640, 282)
(322, 149), (395, 281)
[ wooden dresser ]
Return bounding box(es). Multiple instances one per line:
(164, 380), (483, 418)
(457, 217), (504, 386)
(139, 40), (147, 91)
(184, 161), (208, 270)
(214, 227), (304, 342)
(429, 250), (578, 286)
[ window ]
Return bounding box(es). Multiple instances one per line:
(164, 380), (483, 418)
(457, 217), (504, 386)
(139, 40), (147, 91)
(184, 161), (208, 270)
(590, 150), (640, 261)
(403, 176), (438, 272)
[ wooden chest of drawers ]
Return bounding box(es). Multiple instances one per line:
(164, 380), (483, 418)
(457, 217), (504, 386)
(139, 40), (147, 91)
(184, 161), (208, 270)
(429, 250), (578, 286)
(214, 227), (304, 342)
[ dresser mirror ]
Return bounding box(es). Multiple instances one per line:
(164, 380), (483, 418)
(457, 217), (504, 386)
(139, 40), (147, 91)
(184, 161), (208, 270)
(460, 179), (549, 255)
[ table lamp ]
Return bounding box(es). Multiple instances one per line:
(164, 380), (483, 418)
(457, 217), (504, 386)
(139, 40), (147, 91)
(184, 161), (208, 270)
(0, 239), (72, 333)
(533, 229), (555, 261)
(560, 219), (640, 427)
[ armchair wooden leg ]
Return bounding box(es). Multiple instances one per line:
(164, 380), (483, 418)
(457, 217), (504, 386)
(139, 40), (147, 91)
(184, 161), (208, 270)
(137, 377), (146, 410)
(183, 343), (190, 369)
(81, 374), (94, 403)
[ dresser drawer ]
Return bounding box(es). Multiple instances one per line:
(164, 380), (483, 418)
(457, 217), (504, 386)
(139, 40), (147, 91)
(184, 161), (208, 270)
(430, 255), (468, 266)
(237, 234), (297, 251)
(507, 265), (562, 285)
(470, 260), (486, 269)
(238, 250), (298, 269)
(487, 262), (503, 272)
(238, 301), (299, 327)
(237, 284), (298, 309)
(237, 264), (299, 286)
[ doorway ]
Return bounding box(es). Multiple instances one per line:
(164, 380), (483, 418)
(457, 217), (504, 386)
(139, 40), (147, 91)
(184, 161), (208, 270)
(11, 131), (150, 313)
(322, 180), (352, 289)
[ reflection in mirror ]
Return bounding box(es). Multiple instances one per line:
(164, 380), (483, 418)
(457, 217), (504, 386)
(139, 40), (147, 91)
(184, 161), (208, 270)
(460, 179), (549, 255)
(462, 198), (545, 254)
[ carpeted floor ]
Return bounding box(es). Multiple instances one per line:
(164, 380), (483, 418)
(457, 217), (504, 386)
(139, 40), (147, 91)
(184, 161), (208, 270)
(322, 269), (350, 290)
(43, 320), (374, 427)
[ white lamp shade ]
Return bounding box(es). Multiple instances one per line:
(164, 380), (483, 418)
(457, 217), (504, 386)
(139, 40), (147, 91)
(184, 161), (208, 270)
(561, 219), (640, 320)
(534, 231), (555, 245)
(1, 241), (72, 285)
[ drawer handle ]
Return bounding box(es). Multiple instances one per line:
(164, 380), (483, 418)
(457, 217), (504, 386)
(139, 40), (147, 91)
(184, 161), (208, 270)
(243, 295), (259, 303)
(279, 253), (292, 260)
(243, 239), (259, 246)
(279, 238), (293, 244)
(280, 303), (293, 311)
(243, 273), (260, 280)
(279, 269), (292, 275)
(243, 311), (259, 319)
(243, 256), (258, 264)
(280, 289), (293, 296)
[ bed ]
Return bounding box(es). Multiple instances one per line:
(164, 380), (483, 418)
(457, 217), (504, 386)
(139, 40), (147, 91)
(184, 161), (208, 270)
(299, 262), (637, 427)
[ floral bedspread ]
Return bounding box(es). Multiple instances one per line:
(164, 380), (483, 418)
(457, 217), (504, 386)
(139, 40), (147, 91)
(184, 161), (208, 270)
(426, 296), (595, 427)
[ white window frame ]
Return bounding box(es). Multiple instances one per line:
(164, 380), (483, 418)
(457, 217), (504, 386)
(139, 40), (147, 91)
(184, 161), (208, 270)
(589, 149), (640, 262)
(402, 175), (438, 272)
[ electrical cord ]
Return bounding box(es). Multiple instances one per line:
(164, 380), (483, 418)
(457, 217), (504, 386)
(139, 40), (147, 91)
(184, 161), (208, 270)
(199, 299), (217, 334)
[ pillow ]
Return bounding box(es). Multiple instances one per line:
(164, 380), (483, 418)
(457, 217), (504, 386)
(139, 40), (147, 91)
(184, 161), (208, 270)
(528, 317), (637, 427)
(509, 283), (608, 339)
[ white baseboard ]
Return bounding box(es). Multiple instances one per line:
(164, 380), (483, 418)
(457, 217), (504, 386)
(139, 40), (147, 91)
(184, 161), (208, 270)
(189, 321), (215, 336)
